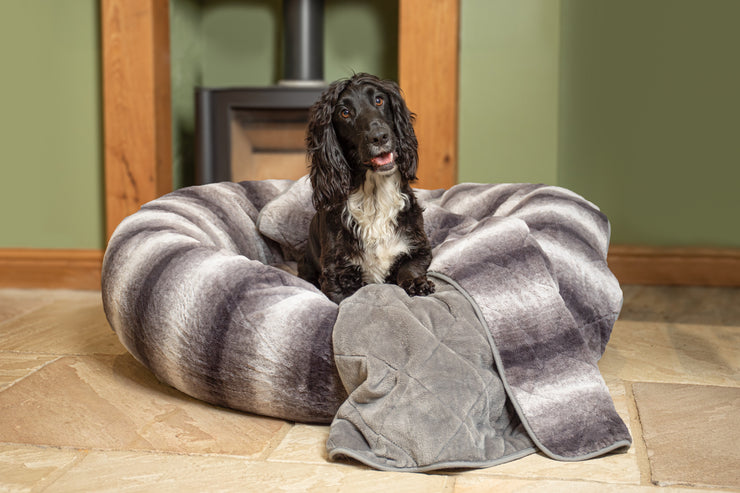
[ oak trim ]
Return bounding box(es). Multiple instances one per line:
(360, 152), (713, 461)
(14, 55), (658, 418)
(0, 249), (104, 290)
(1, 245), (736, 290)
(398, 0), (460, 190)
(608, 245), (740, 287)
(102, 0), (172, 241)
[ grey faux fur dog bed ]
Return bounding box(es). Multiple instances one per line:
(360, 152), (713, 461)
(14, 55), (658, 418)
(102, 177), (631, 471)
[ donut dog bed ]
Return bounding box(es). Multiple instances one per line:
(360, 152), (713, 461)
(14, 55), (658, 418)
(102, 178), (631, 470)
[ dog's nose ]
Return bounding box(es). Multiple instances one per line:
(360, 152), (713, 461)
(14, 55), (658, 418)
(369, 128), (390, 146)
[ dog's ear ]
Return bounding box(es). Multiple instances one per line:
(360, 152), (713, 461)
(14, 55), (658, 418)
(306, 81), (351, 210)
(385, 81), (419, 182)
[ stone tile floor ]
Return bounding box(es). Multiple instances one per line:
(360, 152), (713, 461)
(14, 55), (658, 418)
(0, 286), (737, 492)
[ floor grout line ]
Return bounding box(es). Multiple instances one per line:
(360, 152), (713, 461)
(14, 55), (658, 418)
(0, 354), (63, 393)
(257, 420), (296, 462)
(34, 448), (91, 493)
(623, 380), (654, 487)
(441, 475), (456, 492)
(0, 349), (126, 358)
(0, 301), (58, 332)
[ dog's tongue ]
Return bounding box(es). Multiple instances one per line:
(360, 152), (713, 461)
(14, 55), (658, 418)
(371, 152), (394, 168)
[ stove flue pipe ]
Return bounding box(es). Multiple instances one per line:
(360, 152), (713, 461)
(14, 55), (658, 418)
(280, 0), (324, 86)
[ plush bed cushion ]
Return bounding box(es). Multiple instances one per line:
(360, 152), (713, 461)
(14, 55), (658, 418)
(102, 178), (629, 464)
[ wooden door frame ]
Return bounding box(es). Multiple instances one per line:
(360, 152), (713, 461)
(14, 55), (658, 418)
(399, 0), (459, 190)
(101, 0), (459, 240)
(102, 0), (173, 241)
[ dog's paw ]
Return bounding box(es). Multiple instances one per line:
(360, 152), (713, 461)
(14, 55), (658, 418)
(400, 276), (435, 297)
(338, 268), (364, 292)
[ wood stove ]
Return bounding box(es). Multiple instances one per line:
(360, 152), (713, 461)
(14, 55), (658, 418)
(195, 0), (326, 184)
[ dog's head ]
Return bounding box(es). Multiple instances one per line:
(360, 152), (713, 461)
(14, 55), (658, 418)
(306, 73), (418, 210)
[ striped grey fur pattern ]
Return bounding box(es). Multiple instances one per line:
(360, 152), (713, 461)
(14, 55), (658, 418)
(102, 180), (346, 423)
(102, 178), (629, 459)
(424, 183), (630, 459)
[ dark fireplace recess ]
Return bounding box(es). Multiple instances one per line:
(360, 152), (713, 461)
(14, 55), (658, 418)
(195, 0), (327, 185)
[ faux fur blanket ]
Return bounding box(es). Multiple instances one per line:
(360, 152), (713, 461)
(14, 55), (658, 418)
(102, 177), (631, 472)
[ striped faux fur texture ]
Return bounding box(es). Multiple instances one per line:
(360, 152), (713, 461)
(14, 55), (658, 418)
(102, 178), (630, 459)
(102, 180), (346, 423)
(426, 183), (630, 459)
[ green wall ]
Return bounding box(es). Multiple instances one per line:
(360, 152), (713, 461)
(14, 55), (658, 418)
(558, 0), (740, 247)
(459, 0), (560, 185)
(2, 0), (738, 251)
(459, 0), (740, 247)
(0, 0), (103, 249)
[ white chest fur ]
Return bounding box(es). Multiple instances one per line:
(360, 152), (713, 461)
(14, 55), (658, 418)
(344, 170), (411, 284)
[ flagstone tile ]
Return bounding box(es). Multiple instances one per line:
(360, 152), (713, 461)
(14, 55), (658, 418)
(267, 424), (332, 465)
(0, 289), (54, 324)
(0, 353), (289, 458)
(633, 382), (740, 489)
(599, 321), (739, 387)
(0, 291), (124, 355)
(48, 450), (450, 493)
(462, 448), (640, 486)
(0, 443), (84, 493)
(0, 352), (58, 390)
(453, 476), (719, 493)
(620, 285), (740, 326)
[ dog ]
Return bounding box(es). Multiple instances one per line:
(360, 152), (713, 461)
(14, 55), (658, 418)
(298, 73), (435, 304)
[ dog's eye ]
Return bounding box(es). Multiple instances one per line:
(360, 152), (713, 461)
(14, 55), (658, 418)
(340, 108), (351, 119)
(375, 96), (384, 107)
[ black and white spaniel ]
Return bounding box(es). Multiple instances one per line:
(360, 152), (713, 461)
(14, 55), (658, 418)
(298, 73), (435, 303)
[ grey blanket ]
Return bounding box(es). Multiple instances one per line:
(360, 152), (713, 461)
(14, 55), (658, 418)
(102, 177), (630, 473)
(327, 280), (537, 471)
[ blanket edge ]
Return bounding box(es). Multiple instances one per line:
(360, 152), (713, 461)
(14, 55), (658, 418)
(326, 439), (537, 473)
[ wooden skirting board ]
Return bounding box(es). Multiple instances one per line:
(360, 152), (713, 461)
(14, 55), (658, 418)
(0, 249), (104, 291)
(0, 246), (737, 290)
(607, 245), (740, 287)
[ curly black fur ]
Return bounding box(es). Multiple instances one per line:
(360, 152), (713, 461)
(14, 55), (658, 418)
(298, 73), (435, 303)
